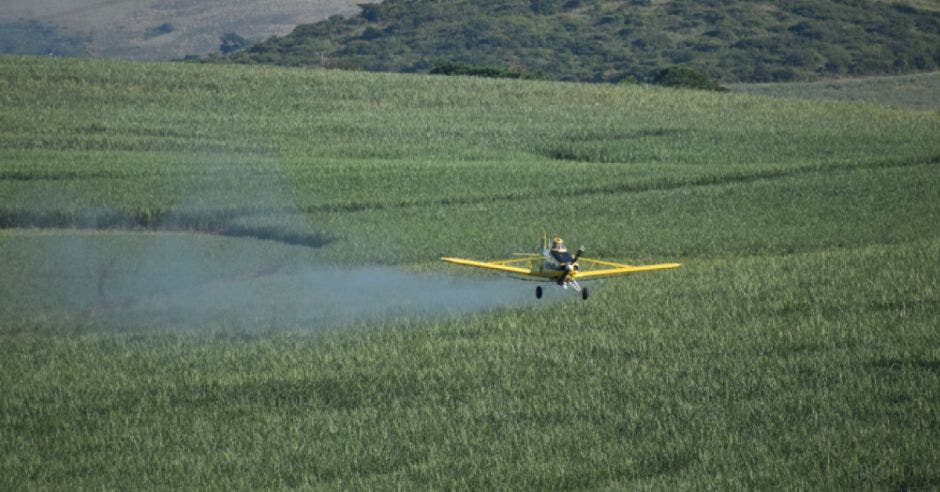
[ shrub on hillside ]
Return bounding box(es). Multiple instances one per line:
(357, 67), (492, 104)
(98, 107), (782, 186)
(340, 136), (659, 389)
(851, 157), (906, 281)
(220, 33), (248, 54)
(429, 62), (546, 80)
(145, 23), (174, 39)
(359, 3), (382, 22)
(651, 66), (727, 91)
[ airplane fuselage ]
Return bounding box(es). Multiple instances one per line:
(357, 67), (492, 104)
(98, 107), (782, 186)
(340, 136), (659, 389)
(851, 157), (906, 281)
(550, 250), (575, 264)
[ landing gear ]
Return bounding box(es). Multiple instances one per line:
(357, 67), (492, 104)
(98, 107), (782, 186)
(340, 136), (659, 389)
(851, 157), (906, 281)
(536, 283), (587, 300)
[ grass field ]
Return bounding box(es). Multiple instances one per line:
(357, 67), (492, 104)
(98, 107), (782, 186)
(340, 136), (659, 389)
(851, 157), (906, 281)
(730, 71), (940, 112)
(1, 55), (939, 488)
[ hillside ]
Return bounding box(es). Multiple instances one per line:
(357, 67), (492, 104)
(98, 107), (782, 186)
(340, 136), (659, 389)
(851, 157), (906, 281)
(0, 0), (362, 60)
(228, 0), (940, 83)
(2, 55), (939, 488)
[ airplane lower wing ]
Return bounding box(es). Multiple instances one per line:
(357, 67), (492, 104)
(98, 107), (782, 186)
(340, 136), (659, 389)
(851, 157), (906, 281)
(441, 256), (680, 281)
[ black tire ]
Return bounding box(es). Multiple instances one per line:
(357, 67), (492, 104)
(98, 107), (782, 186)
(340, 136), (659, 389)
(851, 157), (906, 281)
(536, 286), (543, 299)
(581, 287), (589, 300)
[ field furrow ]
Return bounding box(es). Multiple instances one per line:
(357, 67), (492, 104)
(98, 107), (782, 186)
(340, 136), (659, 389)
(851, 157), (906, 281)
(2, 55), (938, 489)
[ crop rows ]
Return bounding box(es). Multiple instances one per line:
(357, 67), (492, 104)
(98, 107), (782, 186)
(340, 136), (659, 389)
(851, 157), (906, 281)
(1, 55), (939, 488)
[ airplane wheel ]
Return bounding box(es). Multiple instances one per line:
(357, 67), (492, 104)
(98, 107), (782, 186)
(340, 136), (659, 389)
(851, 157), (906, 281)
(536, 286), (543, 299)
(581, 287), (589, 300)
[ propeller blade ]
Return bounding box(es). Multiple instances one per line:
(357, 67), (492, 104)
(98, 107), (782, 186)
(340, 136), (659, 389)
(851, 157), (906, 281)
(572, 246), (585, 264)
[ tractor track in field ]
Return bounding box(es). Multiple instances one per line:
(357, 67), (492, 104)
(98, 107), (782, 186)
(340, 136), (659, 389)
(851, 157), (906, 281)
(1, 154), (935, 248)
(0, 207), (332, 249)
(0, 167), (287, 182)
(255, 153), (940, 213)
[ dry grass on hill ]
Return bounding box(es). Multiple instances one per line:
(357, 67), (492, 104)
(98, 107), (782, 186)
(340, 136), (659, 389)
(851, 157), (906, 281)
(2, 0), (362, 59)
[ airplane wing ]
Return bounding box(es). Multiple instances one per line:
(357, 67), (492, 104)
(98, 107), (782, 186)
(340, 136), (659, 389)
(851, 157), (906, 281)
(442, 256), (679, 282)
(574, 258), (681, 280)
(440, 256), (556, 279)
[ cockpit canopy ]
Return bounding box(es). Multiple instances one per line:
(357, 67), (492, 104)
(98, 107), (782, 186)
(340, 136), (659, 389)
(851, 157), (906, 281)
(549, 237), (575, 263)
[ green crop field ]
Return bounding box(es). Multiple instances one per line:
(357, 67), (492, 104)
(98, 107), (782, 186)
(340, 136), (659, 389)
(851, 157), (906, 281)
(730, 71), (940, 112)
(1, 55), (939, 488)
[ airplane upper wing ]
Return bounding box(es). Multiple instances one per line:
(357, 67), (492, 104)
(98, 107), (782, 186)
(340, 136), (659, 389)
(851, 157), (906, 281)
(574, 258), (681, 280)
(440, 257), (540, 276)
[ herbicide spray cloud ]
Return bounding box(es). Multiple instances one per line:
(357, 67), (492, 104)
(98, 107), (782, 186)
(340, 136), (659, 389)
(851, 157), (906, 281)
(6, 152), (531, 332)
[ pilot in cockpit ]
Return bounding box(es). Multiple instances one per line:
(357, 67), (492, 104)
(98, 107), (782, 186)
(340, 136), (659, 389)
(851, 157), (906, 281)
(550, 237), (575, 263)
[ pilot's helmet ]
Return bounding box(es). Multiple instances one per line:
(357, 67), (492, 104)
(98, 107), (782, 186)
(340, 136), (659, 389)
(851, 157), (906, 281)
(551, 237), (567, 251)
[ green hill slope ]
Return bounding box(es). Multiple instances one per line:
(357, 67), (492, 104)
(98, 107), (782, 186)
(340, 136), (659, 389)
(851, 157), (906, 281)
(229, 0), (940, 83)
(1, 56), (939, 488)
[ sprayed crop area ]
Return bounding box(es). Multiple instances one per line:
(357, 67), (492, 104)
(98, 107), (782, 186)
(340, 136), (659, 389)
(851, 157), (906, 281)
(1, 56), (939, 488)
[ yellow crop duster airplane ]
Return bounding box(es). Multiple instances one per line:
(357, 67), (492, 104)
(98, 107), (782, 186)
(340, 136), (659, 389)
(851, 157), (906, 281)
(442, 234), (680, 300)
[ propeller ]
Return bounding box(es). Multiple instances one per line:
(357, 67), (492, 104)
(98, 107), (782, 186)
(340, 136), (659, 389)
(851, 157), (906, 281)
(572, 246), (585, 264)
(557, 246), (585, 285)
